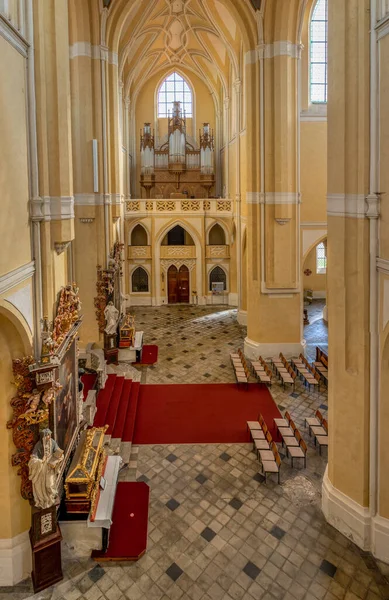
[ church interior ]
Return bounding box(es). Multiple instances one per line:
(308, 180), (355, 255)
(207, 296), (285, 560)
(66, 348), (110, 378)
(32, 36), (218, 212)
(1, 0), (389, 598)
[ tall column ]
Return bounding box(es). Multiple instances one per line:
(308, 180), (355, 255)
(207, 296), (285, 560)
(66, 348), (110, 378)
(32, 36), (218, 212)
(245, 41), (302, 358)
(322, 0), (373, 551)
(234, 79), (242, 310)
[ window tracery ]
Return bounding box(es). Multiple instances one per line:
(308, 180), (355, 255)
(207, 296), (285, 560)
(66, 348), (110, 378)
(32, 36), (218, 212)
(310, 0), (328, 104)
(158, 73), (193, 118)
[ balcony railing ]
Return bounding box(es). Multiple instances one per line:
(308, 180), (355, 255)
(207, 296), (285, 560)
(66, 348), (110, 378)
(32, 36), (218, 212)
(206, 245), (230, 259)
(125, 198), (232, 215)
(160, 246), (196, 259)
(128, 246), (152, 259)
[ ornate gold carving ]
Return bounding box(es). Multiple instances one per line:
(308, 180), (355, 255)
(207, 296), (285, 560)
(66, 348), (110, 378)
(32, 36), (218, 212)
(216, 200), (232, 212)
(51, 283), (82, 350)
(156, 200), (176, 211)
(181, 200), (200, 212)
(146, 201), (153, 211)
(203, 200), (211, 210)
(126, 201), (140, 212)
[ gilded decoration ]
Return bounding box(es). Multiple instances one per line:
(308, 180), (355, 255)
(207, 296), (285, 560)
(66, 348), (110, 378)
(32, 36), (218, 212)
(203, 200), (211, 210)
(181, 200), (200, 211)
(157, 200), (176, 211)
(126, 200), (140, 212)
(146, 201), (153, 211)
(6, 359), (64, 503)
(94, 242), (124, 334)
(50, 283), (82, 352)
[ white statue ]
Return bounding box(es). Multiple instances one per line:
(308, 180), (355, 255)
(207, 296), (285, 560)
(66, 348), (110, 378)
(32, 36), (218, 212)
(104, 301), (119, 335)
(28, 428), (64, 509)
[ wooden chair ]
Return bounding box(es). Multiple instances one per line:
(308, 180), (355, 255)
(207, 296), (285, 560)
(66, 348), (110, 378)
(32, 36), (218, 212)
(288, 437), (308, 468)
(274, 410), (291, 429)
(254, 430), (273, 455)
(246, 421), (262, 433)
(260, 449), (281, 484)
(305, 409), (323, 430)
(258, 440), (277, 464)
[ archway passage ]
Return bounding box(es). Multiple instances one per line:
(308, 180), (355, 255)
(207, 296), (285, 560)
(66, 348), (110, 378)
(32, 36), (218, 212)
(168, 265), (190, 304)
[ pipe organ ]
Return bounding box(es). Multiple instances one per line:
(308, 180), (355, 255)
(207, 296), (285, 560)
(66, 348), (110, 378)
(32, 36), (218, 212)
(140, 102), (215, 199)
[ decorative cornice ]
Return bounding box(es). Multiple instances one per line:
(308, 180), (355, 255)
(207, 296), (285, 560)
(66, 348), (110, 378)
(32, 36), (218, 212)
(0, 261), (35, 295)
(30, 196), (75, 222)
(245, 41), (300, 64)
(74, 194), (103, 206)
(246, 192), (262, 204)
(301, 221), (327, 228)
(79, 218), (95, 224)
(69, 42), (118, 65)
(366, 194), (380, 220)
(0, 14), (29, 57)
(275, 218), (291, 225)
(327, 194), (367, 219)
(246, 192), (301, 205)
(54, 242), (71, 255)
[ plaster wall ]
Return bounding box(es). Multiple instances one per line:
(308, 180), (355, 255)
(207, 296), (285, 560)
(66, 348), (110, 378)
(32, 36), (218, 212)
(300, 122), (327, 223)
(303, 245), (326, 293)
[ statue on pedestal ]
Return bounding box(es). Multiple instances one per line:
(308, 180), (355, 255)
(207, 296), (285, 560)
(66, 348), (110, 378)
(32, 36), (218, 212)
(104, 301), (119, 335)
(28, 429), (64, 509)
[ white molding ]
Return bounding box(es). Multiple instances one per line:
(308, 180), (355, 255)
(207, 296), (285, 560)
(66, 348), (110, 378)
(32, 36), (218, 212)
(376, 13), (389, 40)
(237, 309), (247, 326)
(301, 221), (327, 227)
(0, 530), (31, 586)
(244, 337), (304, 360)
(74, 193), (104, 206)
(246, 192), (262, 204)
(262, 192), (301, 205)
(300, 105), (327, 122)
(0, 261), (35, 295)
(0, 14), (28, 57)
(327, 194), (367, 219)
(322, 468), (371, 550)
(312, 290), (327, 299)
(30, 196), (74, 221)
(372, 515), (389, 563)
(377, 257), (389, 274)
(245, 41), (300, 65)
(69, 42), (118, 65)
(4, 281), (34, 332)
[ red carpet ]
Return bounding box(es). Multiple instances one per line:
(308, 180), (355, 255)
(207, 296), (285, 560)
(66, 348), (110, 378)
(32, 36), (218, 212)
(135, 345), (158, 365)
(81, 373), (97, 401)
(122, 382), (141, 442)
(93, 482), (149, 561)
(93, 374), (117, 428)
(133, 383), (281, 444)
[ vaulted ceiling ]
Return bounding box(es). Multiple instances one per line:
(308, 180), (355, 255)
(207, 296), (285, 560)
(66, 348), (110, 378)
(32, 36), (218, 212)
(111, 0), (257, 104)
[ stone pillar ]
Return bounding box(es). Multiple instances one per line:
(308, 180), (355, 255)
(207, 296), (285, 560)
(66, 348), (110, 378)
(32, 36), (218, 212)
(245, 39), (302, 358)
(322, 0), (373, 551)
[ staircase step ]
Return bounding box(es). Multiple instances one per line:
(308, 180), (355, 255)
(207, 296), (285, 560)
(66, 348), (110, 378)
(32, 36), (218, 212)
(122, 382), (141, 443)
(111, 379), (132, 441)
(93, 374), (117, 428)
(105, 376), (125, 435)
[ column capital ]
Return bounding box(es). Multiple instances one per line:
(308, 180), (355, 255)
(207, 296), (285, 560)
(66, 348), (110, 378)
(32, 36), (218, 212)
(366, 194), (380, 219)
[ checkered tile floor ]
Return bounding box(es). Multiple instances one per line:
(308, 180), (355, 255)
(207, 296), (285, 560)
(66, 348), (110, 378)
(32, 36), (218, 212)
(7, 306), (388, 600)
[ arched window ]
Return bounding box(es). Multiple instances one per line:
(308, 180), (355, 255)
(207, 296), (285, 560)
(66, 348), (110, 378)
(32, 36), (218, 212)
(310, 0), (328, 104)
(158, 72), (193, 118)
(132, 267), (149, 293)
(209, 224), (226, 245)
(316, 242), (327, 274)
(131, 224), (148, 246)
(209, 266), (227, 292)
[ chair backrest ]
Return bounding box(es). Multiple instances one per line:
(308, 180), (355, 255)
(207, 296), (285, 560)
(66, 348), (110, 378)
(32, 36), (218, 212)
(285, 411), (291, 423)
(266, 430), (272, 444)
(300, 438), (308, 454)
(295, 429), (301, 443)
(262, 421), (268, 435)
(275, 451), (281, 467)
(322, 418), (328, 433)
(315, 371), (321, 382)
(258, 413), (264, 425)
(315, 409), (323, 422)
(289, 419), (296, 432)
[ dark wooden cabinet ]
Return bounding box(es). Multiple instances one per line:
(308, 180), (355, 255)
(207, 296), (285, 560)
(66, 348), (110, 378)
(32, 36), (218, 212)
(30, 525), (63, 593)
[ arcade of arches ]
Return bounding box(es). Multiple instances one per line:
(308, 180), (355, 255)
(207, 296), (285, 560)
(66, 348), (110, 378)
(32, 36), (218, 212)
(1, 0), (389, 594)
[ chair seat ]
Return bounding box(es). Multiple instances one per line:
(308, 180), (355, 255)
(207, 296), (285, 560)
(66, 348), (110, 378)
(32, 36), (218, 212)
(305, 417), (320, 427)
(251, 430), (265, 440)
(261, 460), (279, 473)
(288, 446), (305, 458)
(230, 354), (240, 359)
(274, 418), (288, 427)
(278, 426), (294, 437)
(311, 426), (327, 436)
(259, 450), (274, 461)
(247, 421), (262, 430)
(237, 376), (248, 383)
(284, 437), (300, 447)
(316, 435), (329, 446)
(259, 375), (271, 383)
(255, 439), (271, 451)
(282, 376), (294, 383)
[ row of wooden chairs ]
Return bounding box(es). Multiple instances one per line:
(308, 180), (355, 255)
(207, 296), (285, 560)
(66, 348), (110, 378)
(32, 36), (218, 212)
(291, 354), (321, 392)
(230, 349), (249, 389)
(312, 360), (328, 386)
(247, 415), (281, 483)
(251, 356), (273, 386)
(271, 353), (297, 391)
(274, 413), (308, 468)
(304, 409), (328, 454)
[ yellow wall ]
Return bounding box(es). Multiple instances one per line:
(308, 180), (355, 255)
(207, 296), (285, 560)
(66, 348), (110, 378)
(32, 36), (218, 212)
(303, 245), (326, 292)
(0, 36), (31, 277)
(300, 122), (327, 223)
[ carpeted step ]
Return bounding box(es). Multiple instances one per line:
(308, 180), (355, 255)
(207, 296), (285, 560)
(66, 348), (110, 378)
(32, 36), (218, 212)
(111, 379), (133, 441)
(105, 376), (125, 436)
(122, 382), (141, 443)
(93, 374), (117, 428)
(81, 373), (97, 401)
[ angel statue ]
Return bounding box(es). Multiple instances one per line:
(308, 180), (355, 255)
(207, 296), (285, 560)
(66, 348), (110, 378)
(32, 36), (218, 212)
(104, 301), (119, 335)
(28, 428), (64, 509)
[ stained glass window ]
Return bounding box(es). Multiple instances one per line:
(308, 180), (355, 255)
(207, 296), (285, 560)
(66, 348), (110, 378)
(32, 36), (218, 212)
(158, 72), (193, 118)
(209, 266), (227, 291)
(132, 267), (149, 293)
(310, 0), (328, 104)
(316, 242), (327, 274)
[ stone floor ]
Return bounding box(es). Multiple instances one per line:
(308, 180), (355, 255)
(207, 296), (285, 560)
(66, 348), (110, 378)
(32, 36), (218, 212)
(5, 305), (388, 600)
(304, 301), (328, 364)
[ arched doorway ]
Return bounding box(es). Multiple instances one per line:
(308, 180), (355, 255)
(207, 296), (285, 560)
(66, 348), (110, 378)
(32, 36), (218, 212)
(168, 265), (190, 304)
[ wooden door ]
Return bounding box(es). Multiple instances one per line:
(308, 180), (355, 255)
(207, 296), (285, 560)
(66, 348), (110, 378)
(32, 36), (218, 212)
(168, 266), (178, 303)
(178, 265), (190, 303)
